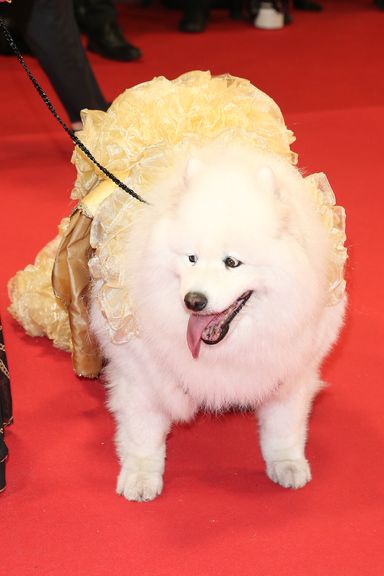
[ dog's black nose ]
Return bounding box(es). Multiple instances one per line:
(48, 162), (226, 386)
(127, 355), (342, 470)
(184, 292), (208, 312)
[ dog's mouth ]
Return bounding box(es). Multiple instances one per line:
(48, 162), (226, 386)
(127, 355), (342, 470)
(186, 291), (253, 359)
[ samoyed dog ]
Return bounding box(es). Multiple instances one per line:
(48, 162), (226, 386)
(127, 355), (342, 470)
(90, 143), (346, 502)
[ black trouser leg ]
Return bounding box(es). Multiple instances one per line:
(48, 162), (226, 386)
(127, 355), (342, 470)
(15, 0), (108, 122)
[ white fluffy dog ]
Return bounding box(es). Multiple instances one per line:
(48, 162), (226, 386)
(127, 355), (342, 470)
(90, 143), (346, 502)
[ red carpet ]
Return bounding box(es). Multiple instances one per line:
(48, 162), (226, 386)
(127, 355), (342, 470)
(1, 2), (384, 574)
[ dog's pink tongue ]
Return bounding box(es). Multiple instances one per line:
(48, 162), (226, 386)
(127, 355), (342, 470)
(187, 314), (216, 358)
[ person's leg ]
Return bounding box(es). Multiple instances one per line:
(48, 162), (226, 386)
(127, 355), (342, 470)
(179, 0), (211, 33)
(20, 0), (108, 124)
(0, 4), (32, 55)
(75, 0), (141, 62)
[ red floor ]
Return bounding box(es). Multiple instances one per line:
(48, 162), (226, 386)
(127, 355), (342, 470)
(1, 2), (384, 574)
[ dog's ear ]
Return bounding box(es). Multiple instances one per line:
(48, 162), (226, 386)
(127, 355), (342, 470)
(257, 166), (290, 234)
(184, 157), (205, 184)
(257, 166), (278, 195)
(257, 165), (287, 202)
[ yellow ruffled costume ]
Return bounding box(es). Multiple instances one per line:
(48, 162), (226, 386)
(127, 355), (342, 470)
(8, 71), (347, 378)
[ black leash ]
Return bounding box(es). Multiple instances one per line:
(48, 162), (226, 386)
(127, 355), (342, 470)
(0, 15), (146, 204)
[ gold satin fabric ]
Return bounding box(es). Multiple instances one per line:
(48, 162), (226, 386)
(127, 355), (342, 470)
(52, 208), (102, 378)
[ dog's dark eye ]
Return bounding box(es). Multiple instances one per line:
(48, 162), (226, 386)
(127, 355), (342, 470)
(188, 254), (198, 264)
(224, 256), (242, 269)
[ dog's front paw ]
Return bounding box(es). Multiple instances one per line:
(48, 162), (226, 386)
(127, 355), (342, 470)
(266, 458), (312, 489)
(117, 467), (163, 502)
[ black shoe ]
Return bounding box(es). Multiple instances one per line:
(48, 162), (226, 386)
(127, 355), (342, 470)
(294, 0), (323, 10)
(179, 0), (210, 33)
(87, 22), (141, 62)
(179, 10), (209, 32)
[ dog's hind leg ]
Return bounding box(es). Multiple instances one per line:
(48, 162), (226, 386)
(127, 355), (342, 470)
(256, 369), (322, 489)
